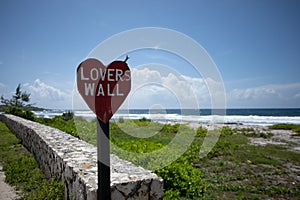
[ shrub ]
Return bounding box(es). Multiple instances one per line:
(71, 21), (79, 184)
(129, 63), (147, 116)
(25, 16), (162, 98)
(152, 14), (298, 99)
(5, 106), (35, 121)
(139, 117), (151, 122)
(62, 111), (74, 121)
(36, 116), (79, 138)
(156, 162), (206, 198)
(196, 126), (208, 137)
(118, 116), (125, 123)
(133, 117), (151, 126)
(243, 131), (273, 138)
(269, 123), (300, 133)
(221, 126), (235, 136)
(161, 124), (180, 134)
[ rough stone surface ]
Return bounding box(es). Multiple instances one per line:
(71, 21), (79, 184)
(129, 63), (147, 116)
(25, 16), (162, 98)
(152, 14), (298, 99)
(0, 114), (163, 200)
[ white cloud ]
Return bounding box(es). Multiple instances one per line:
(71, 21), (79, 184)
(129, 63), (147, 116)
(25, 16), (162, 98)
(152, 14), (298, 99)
(28, 72), (300, 110)
(294, 93), (300, 99)
(182, 75), (226, 107)
(230, 87), (277, 100)
(0, 82), (6, 89)
(228, 83), (300, 108)
(131, 68), (163, 86)
(24, 79), (72, 109)
(120, 68), (221, 109)
(180, 75), (211, 104)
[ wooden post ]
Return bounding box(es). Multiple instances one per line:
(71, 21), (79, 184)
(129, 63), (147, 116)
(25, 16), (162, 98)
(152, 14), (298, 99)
(97, 118), (111, 200)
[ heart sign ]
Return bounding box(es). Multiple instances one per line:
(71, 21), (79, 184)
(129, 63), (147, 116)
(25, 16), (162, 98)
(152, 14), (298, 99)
(77, 58), (131, 123)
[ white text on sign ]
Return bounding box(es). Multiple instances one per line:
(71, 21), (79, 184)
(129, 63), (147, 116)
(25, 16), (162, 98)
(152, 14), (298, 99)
(79, 67), (131, 97)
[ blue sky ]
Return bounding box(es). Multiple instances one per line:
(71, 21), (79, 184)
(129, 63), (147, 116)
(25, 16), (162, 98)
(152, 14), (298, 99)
(0, 0), (300, 109)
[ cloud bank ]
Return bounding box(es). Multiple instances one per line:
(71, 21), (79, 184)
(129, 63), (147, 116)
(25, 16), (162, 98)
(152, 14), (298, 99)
(24, 79), (72, 109)
(228, 83), (300, 108)
(20, 69), (300, 110)
(121, 68), (211, 109)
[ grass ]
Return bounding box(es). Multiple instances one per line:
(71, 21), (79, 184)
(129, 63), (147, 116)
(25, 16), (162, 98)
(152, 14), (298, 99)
(196, 132), (300, 199)
(0, 121), (64, 200)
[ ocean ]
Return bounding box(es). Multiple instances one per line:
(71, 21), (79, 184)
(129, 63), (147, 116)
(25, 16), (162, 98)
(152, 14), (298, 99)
(32, 108), (300, 126)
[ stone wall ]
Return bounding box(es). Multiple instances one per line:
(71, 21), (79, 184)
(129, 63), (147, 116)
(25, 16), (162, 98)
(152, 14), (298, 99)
(0, 114), (163, 200)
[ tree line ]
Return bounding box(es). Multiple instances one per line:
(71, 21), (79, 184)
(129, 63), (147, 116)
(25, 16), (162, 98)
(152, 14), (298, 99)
(0, 83), (46, 112)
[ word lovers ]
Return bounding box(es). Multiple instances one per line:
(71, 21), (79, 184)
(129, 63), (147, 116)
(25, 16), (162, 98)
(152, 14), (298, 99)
(77, 58), (131, 123)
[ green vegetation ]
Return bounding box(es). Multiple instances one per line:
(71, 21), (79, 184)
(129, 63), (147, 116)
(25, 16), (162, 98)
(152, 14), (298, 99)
(4, 106), (35, 121)
(36, 116), (79, 138)
(2, 107), (299, 199)
(243, 131), (274, 139)
(37, 116), (300, 199)
(1, 83), (42, 120)
(269, 123), (300, 133)
(1, 84), (32, 108)
(0, 122), (64, 199)
(62, 110), (74, 121)
(0, 105), (46, 112)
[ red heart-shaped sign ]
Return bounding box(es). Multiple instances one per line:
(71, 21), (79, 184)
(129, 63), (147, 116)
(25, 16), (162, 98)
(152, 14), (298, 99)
(77, 58), (131, 123)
